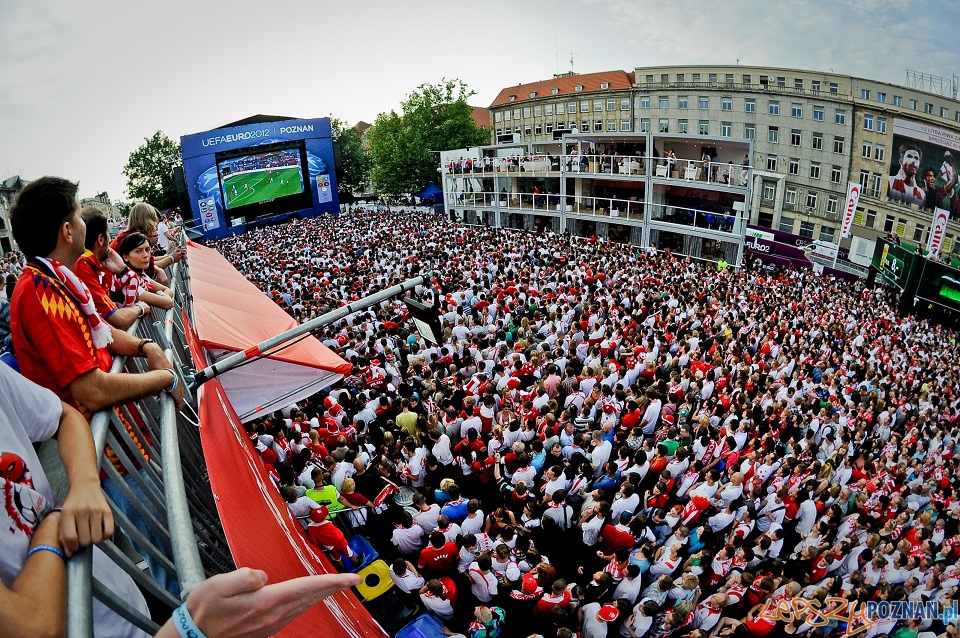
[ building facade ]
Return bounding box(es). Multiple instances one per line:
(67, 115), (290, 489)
(0, 176), (25, 254)
(484, 65), (960, 265)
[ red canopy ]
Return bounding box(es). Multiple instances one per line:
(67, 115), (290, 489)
(186, 241), (350, 420)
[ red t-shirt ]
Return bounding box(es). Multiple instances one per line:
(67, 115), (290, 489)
(307, 521), (349, 555)
(74, 250), (118, 319)
(418, 541), (459, 573)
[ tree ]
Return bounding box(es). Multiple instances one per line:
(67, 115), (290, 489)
(123, 131), (181, 209)
(367, 79), (488, 194)
(330, 118), (372, 199)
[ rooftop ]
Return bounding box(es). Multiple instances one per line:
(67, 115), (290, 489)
(489, 70), (634, 107)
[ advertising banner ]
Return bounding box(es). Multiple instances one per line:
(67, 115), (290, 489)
(888, 119), (960, 217)
(840, 181), (861, 238)
(928, 207), (950, 255)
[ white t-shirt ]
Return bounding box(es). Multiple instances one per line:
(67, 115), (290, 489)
(0, 363), (150, 638)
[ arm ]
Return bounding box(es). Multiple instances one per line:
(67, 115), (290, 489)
(0, 511), (67, 638)
(55, 401), (114, 555)
(138, 288), (174, 310)
(154, 568), (360, 638)
(106, 301), (151, 331)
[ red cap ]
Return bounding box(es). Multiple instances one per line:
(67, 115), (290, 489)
(598, 605), (619, 622)
(309, 505), (329, 522)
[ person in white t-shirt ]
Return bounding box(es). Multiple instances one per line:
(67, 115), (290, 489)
(389, 558), (425, 593)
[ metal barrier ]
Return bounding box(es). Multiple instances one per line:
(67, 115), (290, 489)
(66, 253), (233, 638)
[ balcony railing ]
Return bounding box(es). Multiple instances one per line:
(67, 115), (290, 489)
(446, 190), (646, 221)
(649, 203), (746, 234)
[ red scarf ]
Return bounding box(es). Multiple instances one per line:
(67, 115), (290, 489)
(36, 257), (113, 348)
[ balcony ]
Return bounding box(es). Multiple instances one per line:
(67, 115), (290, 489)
(649, 203), (746, 234)
(443, 190), (644, 222)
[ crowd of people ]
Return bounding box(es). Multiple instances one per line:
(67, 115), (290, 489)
(214, 207), (960, 638)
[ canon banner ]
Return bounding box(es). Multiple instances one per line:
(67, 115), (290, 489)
(928, 207), (950, 255)
(840, 181), (861, 238)
(888, 119), (960, 218)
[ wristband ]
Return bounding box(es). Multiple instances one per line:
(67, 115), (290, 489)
(172, 602), (208, 638)
(138, 338), (155, 354)
(27, 544), (66, 562)
(164, 368), (179, 393)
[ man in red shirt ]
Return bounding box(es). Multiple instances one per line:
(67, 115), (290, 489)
(75, 207), (147, 330)
(417, 531), (459, 576)
(306, 506), (363, 569)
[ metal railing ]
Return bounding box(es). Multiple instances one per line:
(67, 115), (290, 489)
(445, 191), (646, 221)
(66, 250), (232, 637)
(649, 203), (746, 233)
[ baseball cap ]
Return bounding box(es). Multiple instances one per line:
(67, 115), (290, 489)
(309, 505), (330, 522)
(598, 604), (619, 622)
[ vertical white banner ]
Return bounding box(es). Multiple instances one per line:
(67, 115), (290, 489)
(840, 181), (861, 238)
(927, 207), (949, 255)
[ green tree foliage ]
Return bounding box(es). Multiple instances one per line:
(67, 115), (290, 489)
(330, 118), (372, 199)
(123, 131), (181, 209)
(368, 79), (488, 194)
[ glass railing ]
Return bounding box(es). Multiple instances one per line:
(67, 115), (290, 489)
(648, 203), (745, 233)
(444, 192), (644, 221)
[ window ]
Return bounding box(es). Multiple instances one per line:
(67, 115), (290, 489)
(509, 95), (516, 102)
(594, 119), (603, 132)
(763, 183), (775, 200)
(941, 107), (950, 118)
(698, 96), (709, 109)
(865, 209), (877, 228)
(530, 92), (538, 99)
(659, 96), (669, 109)
(791, 103), (803, 118)
(620, 118), (631, 132)
(795, 79), (804, 90)
(575, 85), (583, 92)
(811, 80), (821, 92)
(779, 218), (796, 233)
(893, 95), (902, 106)
(640, 118), (651, 132)
(810, 163), (821, 180)
(957, 111), (960, 123)
(545, 104), (554, 116)
(581, 120), (589, 132)
(606, 98), (616, 111)
(600, 82), (609, 90)
(862, 141), (872, 158)
(909, 99), (918, 110)
(861, 89), (871, 100)
(523, 107), (532, 118)
(766, 155), (778, 171)
(830, 136), (843, 154)
(568, 102), (577, 114)
(799, 220), (815, 238)
(805, 191), (818, 209)
(859, 170), (870, 189)
(721, 97), (732, 111)
(871, 174), (882, 198)
(661, 73), (669, 84)
(768, 126), (779, 143)
(606, 119), (616, 132)
(524, 125), (532, 137)
(709, 73), (718, 84)
(875, 145), (885, 162)
(645, 74), (654, 84)
(820, 225), (836, 241)
(925, 103), (934, 114)
(678, 96), (688, 109)
(812, 132), (826, 151)
(777, 77), (786, 88)
(594, 99), (604, 111)
(831, 166), (842, 183)
(769, 100), (780, 115)
(877, 92), (886, 103)
(580, 100), (590, 113)
(883, 215), (895, 233)
(785, 187), (797, 205)
(913, 224), (925, 242)
(743, 74), (751, 85)
(556, 103), (565, 115)
(744, 123), (755, 140)
(546, 123), (553, 134)
(535, 123), (542, 135)
(863, 114), (874, 130)
(551, 87), (559, 95)
(745, 98), (756, 113)
(678, 119), (689, 134)
(513, 108), (521, 119)
(877, 117), (886, 133)
(721, 121), (732, 137)
(659, 118), (669, 133)
(620, 98), (630, 110)
(835, 110), (846, 124)
(789, 158), (800, 175)
(725, 73), (734, 84)
(813, 106), (824, 122)
(494, 112), (502, 123)
(639, 96), (649, 109)
(534, 105), (542, 116)
(676, 73), (685, 83)
(829, 83), (838, 94)
(698, 120), (710, 135)
(692, 73), (701, 82)
(791, 129), (801, 146)
(504, 111), (511, 122)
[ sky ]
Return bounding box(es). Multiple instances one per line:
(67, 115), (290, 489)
(1, 0), (959, 201)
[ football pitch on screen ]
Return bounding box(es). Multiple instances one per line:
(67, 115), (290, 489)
(223, 167), (302, 208)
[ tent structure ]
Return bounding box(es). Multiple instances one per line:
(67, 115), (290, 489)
(185, 241), (351, 421)
(415, 182), (442, 201)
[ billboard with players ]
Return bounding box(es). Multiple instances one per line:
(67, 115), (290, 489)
(182, 117), (338, 240)
(886, 118), (960, 218)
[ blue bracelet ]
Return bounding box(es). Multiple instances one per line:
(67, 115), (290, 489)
(172, 603), (208, 638)
(164, 368), (179, 394)
(27, 544), (66, 562)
